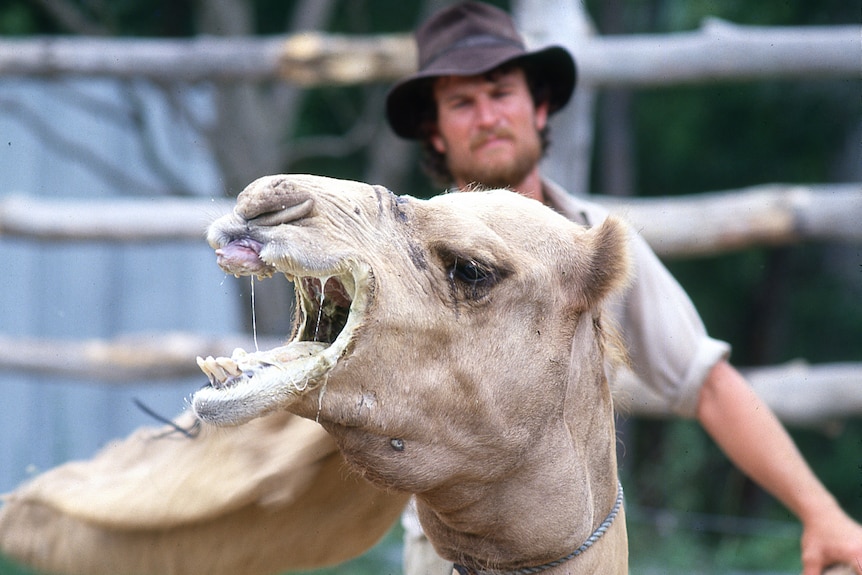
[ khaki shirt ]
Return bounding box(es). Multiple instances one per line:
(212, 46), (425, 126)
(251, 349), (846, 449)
(543, 180), (730, 417)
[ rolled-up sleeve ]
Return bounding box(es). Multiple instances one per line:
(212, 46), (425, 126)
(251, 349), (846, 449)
(545, 182), (730, 418)
(610, 230), (730, 417)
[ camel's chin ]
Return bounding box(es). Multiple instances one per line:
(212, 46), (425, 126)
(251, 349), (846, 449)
(192, 263), (372, 427)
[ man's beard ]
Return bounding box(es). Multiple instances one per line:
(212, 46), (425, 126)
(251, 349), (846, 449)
(447, 128), (543, 190)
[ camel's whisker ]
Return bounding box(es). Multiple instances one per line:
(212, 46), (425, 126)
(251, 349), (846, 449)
(133, 398), (201, 439)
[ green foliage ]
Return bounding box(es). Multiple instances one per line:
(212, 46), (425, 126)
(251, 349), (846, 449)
(0, 0), (193, 36)
(0, 1), (51, 35)
(589, 0), (859, 33)
(292, 525), (403, 575)
(626, 512), (803, 574)
(632, 80), (858, 197)
(792, 421), (862, 512)
(0, 553), (41, 575)
(621, 416), (862, 571)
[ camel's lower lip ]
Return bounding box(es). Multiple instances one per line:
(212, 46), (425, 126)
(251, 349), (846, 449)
(192, 261), (372, 427)
(215, 239), (275, 279)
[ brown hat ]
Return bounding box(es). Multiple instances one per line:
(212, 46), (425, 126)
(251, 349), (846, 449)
(386, 1), (576, 139)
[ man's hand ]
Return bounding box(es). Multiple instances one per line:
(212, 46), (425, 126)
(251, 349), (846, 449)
(696, 361), (861, 575)
(802, 506), (862, 575)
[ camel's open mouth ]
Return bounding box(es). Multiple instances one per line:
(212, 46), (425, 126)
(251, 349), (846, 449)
(192, 240), (371, 427)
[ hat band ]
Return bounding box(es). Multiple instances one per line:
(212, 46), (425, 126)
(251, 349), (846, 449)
(421, 34), (525, 71)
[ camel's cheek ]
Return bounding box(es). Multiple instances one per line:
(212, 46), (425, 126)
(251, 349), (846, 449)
(324, 425), (445, 492)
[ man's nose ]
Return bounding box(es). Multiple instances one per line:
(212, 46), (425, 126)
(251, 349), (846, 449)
(474, 96), (500, 128)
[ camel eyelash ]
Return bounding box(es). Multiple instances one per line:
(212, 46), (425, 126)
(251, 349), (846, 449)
(449, 257), (494, 286)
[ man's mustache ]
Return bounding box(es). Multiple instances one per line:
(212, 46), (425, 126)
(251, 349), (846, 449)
(470, 128), (515, 150)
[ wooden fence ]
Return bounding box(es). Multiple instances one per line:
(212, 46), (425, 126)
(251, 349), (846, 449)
(1, 181), (860, 424)
(0, 17), (860, 427)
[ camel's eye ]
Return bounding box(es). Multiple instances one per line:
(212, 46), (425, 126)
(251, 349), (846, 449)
(445, 256), (501, 303)
(451, 259), (491, 286)
(435, 246), (510, 304)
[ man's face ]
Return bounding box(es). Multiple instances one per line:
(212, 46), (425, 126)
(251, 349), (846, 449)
(431, 67), (548, 190)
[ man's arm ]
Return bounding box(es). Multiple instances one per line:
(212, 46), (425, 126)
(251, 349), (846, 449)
(697, 359), (862, 575)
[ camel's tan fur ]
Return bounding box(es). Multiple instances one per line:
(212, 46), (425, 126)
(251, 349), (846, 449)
(0, 410), (408, 575)
(196, 175), (631, 574)
(0, 174), (630, 575)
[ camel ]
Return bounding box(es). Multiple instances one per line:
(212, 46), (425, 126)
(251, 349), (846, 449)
(0, 174), (629, 575)
(1, 175), (856, 575)
(192, 174), (631, 574)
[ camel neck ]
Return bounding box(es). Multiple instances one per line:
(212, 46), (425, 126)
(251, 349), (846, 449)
(453, 481), (624, 575)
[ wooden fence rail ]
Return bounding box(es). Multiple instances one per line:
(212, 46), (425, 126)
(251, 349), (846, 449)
(0, 194), (225, 243)
(0, 332), (272, 382)
(2, 183), (859, 257)
(616, 363), (862, 427)
(600, 183), (862, 257)
(1, 332), (858, 426)
(0, 20), (858, 86)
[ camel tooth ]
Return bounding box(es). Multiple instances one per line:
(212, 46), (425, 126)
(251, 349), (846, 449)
(211, 364), (227, 383)
(201, 356), (225, 384)
(196, 356), (215, 386)
(216, 357), (242, 377)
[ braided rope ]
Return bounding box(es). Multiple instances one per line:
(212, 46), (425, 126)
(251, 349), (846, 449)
(455, 481), (624, 575)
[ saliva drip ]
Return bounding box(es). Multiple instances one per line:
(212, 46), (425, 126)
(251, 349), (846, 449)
(251, 276), (259, 352)
(312, 276), (329, 342)
(316, 374), (330, 423)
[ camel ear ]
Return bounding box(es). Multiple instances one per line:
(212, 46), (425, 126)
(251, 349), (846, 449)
(575, 216), (631, 309)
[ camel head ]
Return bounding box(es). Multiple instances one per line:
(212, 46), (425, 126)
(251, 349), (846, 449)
(194, 174), (630, 573)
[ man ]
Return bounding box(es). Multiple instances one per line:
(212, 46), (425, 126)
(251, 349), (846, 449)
(385, 3), (862, 575)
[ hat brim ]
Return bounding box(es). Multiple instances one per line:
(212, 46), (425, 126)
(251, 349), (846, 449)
(386, 45), (576, 140)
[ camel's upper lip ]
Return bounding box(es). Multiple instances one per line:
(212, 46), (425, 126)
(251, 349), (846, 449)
(192, 251), (372, 426)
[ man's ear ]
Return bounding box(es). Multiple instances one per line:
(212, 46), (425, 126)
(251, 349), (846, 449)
(430, 130), (447, 154)
(535, 100), (549, 131)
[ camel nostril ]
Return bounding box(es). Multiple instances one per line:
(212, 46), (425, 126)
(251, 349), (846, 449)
(235, 175), (315, 223)
(247, 198), (314, 226)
